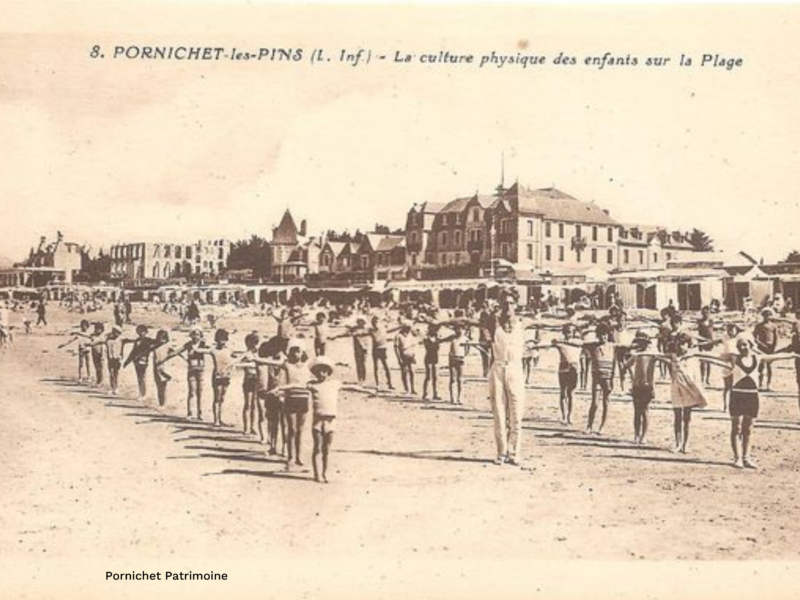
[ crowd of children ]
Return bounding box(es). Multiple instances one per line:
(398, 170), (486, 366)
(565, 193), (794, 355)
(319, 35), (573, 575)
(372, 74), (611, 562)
(31, 289), (800, 479)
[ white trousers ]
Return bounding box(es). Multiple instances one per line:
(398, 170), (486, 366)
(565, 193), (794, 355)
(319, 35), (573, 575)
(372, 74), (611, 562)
(489, 363), (525, 459)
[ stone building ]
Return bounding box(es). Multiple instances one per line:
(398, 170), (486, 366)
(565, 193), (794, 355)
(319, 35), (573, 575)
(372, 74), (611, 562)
(109, 239), (230, 282)
(404, 182), (710, 280)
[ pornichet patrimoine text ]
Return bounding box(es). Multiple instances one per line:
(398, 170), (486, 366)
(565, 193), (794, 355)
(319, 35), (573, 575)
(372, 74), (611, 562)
(106, 571), (227, 581)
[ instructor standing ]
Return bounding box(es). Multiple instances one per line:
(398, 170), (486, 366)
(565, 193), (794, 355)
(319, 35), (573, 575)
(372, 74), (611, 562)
(487, 290), (527, 466)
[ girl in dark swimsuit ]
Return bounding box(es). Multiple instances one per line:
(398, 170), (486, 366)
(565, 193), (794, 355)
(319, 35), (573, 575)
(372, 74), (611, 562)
(727, 339), (798, 469)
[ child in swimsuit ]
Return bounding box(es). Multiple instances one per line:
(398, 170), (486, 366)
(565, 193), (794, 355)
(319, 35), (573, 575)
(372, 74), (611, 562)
(308, 357), (342, 483)
(209, 328), (236, 428)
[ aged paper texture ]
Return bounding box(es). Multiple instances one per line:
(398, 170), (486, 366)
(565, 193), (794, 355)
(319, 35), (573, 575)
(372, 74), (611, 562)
(1, 2), (800, 599)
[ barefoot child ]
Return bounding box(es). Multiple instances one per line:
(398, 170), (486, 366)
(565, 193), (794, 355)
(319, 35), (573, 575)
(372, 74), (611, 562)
(719, 323), (746, 411)
(250, 336), (287, 452)
(150, 330), (172, 407)
(753, 309), (779, 391)
(77, 320), (93, 383)
(122, 325), (155, 399)
(209, 328), (236, 428)
(276, 340), (312, 470)
(308, 357), (342, 482)
(369, 315), (397, 390)
(105, 326), (124, 395)
(350, 318), (370, 386)
(697, 306), (716, 386)
(422, 323), (444, 401)
(727, 339), (798, 468)
(610, 314), (634, 389)
(394, 321), (418, 396)
(313, 312), (329, 357)
(57, 319), (93, 383)
(535, 324), (583, 425)
(625, 331), (658, 444)
(184, 327), (210, 420)
(447, 324), (469, 405)
(646, 333), (729, 453)
(157, 327), (210, 420)
(89, 322), (106, 386)
(522, 326), (541, 386)
(328, 318), (369, 387)
(239, 333), (260, 435)
(581, 322), (616, 435)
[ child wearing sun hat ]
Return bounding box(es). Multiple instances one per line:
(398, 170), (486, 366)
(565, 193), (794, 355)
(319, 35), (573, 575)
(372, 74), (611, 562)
(308, 356), (342, 483)
(625, 330), (658, 445)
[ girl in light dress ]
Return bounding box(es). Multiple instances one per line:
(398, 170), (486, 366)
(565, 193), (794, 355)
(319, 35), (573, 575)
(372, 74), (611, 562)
(638, 332), (730, 454)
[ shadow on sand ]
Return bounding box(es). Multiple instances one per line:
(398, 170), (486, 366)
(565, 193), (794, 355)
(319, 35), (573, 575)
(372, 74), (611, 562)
(338, 448), (493, 465)
(167, 451), (284, 465)
(203, 468), (317, 482)
(174, 434), (263, 445)
(597, 453), (732, 468)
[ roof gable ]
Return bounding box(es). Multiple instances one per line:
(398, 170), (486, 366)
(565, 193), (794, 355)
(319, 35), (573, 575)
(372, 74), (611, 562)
(440, 196), (473, 214)
(360, 234), (384, 253)
(507, 186), (618, 226)
(411, 201), (446, 215)
(322, 241), (346, 256)
(376, 235), (406, 252)
(272, 210), (299, 244)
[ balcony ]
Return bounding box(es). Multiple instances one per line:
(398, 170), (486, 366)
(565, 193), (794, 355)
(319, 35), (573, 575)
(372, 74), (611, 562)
(570, 236), (588, 252)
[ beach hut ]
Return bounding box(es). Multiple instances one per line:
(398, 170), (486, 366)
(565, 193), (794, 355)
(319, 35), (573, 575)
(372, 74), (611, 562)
(0, 286), (39, 300)
(724, 265), (773, 310)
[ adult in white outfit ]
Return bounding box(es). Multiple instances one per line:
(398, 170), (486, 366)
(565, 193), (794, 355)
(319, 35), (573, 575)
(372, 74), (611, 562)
(488, 293), (527, 466)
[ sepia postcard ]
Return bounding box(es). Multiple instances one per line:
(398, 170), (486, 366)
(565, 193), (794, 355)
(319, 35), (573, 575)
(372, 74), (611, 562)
(2, 1), (800, 599)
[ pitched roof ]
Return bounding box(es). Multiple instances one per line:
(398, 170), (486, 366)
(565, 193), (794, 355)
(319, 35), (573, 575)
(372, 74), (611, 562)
(323, 241), (346, 256)
(476, 195), (495, 209)
(505, 184), (619, 226)
(619, 224), (697, 249)
(487, 197), (510, 212)
(411, 201), (446, 215)
(439, 194), (496, 215)
(304, 237), (324, 250)
(376, 235), (406, 252)
(440, 196), (473, 213)
(760, 263), (800, 276)
(272, 210), (299, 245)
(361, 234), (384, 252)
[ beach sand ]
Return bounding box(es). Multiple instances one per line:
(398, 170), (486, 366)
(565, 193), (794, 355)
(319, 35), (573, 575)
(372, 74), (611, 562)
(3, 304), (800, 596)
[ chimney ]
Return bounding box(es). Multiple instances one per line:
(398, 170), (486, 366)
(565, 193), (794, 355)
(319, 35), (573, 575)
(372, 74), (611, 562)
(299, 219), (307, 237)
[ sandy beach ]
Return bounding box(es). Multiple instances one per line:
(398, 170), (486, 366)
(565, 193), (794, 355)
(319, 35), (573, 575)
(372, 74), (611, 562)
(3, 303), (800, 575)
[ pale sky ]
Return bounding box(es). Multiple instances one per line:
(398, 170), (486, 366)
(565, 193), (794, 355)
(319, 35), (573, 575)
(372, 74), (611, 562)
(1, 3), (799, 264)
